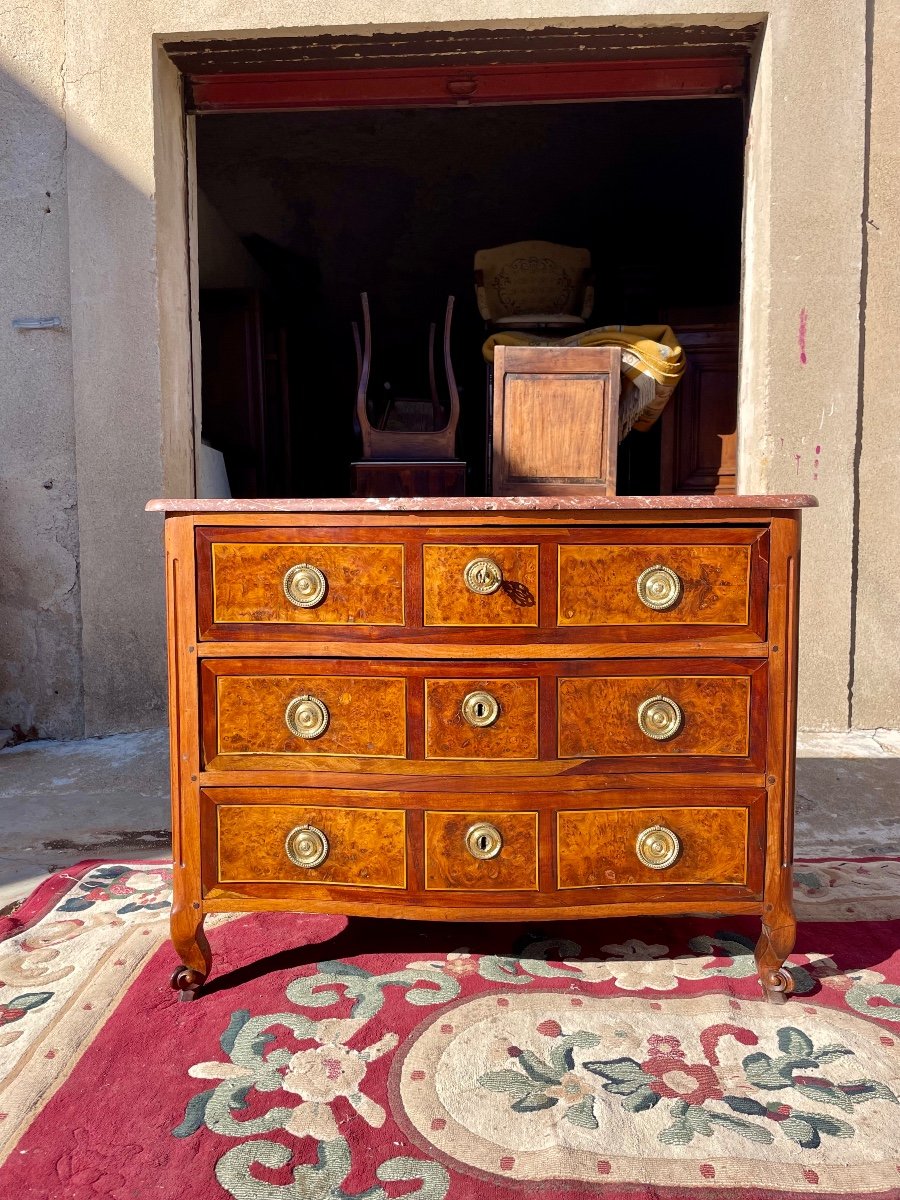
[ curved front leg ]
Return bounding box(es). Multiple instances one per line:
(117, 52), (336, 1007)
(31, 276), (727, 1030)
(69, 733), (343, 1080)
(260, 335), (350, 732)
(170, 899), (211, 1002)
(755, 916), (797, 1004)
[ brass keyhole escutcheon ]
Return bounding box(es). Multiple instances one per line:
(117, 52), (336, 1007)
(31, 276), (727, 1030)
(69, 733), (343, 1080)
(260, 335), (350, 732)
(461, 690), (500, 728)
(636, 564), (683, 612)
(285, 824), (330, 868)
(636, 694), (684, 741)
(463, 557), (503, 595)
(465, 821), (503, 860)
(283, 563), (327, 608)
(285, 694), (330, 739)
(635, 825), (681, 870)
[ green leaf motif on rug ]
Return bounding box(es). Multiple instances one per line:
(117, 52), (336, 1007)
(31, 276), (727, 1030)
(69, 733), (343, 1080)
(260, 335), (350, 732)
(478, 1019), (897, 1150)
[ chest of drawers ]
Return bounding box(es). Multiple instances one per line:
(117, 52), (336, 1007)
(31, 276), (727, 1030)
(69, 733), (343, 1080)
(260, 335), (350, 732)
(147, 495), (815, 1002)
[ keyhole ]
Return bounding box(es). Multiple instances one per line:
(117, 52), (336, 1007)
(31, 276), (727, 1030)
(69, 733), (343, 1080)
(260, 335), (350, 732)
(475, 702), (485, 718)
(478, 834), (489, 852)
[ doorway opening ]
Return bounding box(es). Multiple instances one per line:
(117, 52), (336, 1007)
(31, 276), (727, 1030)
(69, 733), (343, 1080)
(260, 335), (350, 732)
(188, 48), (748, 500)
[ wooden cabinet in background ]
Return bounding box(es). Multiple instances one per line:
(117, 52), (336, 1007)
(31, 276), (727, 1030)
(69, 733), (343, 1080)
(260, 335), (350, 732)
(199, 288), (292, 497)
(660, 324), (738, 495)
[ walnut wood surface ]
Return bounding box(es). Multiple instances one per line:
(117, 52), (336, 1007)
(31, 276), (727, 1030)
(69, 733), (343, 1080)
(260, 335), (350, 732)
(557, 804), (752, 888)
(157, 502), (806, 1000)
(207, 537), (405, 626)
(558, 543), (750, 626)
(424, 810), (539, 891)
(216, 802), (407, 888)
(422, 543), (539, 626)
(558, 673), (752, 758)
(424, 677), (539, 759)
(215, 673), (407, 758)
(492, 346), (619, 496)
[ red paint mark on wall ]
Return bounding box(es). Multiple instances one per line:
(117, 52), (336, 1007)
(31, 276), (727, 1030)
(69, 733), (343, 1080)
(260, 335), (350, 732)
(813, 443), (821, 481)
(798, 309), (808, 365)
(793, 453), (802, 475)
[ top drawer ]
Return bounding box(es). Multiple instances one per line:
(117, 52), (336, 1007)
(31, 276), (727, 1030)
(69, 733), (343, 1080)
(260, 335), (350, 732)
(198, 530), (404, 636)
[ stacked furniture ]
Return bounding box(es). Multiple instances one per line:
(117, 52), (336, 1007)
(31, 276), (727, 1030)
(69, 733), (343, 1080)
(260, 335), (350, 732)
(149, 493), (814, 1004)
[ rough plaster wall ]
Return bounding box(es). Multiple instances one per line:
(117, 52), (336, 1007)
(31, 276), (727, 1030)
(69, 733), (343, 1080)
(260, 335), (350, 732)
(58, 0), (869, 732)
(738, 6), (866, 729)
(853, 0), (900, 729)
(0, 0), (83, 739)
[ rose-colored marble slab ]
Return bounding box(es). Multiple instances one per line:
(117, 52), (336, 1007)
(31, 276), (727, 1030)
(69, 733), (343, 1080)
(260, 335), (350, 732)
(146, 494), (817, 514)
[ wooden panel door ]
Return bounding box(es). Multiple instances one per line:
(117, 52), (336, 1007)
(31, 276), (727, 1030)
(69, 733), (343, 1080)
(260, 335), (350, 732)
(659, 324), (738, 495)
(491, 346), (620, 495)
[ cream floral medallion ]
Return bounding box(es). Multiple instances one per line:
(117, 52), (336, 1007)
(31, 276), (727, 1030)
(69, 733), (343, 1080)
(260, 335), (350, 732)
(394, 991), (900, 1193)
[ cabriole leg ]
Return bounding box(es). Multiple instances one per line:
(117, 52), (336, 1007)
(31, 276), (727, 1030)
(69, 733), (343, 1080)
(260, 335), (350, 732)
(755, 917), (797, 1004)
(170, 901), (211, 1002)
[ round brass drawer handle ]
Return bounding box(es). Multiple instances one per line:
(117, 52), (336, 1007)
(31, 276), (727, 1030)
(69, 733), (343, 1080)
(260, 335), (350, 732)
(636, 694), (684, 741)
(636, 564), (683, 612)
(283, 563), (327, 608)
(285, 694), (330, 740)
(285, 824), (330, 869)
(465, 821), (503, 860)
(463, 557), (503, 595)
(635, 824), (681, 870)
(461, 689), (501, 728)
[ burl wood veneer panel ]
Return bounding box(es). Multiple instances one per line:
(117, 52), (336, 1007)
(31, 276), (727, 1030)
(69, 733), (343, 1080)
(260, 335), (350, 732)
(558, 544), (751, 626)
(557, 806), (749, 888)
(424, 678), (539, 760)
(217, 804), (406, 888)
(558, 675), (751, 757)
(215, 674), (407, 758)
(210, 541), (405, 625)
(424, 810), (539, 891)
(422, 544), (539, 626)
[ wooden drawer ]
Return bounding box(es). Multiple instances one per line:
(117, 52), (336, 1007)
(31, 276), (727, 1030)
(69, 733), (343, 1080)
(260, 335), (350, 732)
(558, 670), (755, 759)
(209, 668), (407, 761)
(425, 677), (539, 760)
(424, 810), (539, 891)
(422, 543), (539, 626)
(557, 796), (763, 890)
(198, 529), (405, 635)
(215, 801), (407, 888)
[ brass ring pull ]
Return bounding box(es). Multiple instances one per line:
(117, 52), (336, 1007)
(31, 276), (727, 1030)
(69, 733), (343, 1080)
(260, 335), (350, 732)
(635, 825), (681, 870)
(636, 564), (683, 612)
(465, 822), (503, 860)
(636, 694), (684, 741)
(461, 690), (501, 728)
(285, 824), (330, 868)
(463, 557), (503, 595)
(283, 563), (327, 608)
(285, 694), (330, 740)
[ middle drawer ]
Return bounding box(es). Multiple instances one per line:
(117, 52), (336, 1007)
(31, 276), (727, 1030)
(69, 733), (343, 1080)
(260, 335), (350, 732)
(202, 659), (766, 774)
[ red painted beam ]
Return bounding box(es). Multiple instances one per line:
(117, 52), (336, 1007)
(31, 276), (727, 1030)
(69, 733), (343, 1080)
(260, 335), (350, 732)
(186, 57), (745, 113)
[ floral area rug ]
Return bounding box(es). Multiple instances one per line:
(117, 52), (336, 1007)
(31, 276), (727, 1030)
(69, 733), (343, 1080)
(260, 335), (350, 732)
(0, 859), (898, 1199)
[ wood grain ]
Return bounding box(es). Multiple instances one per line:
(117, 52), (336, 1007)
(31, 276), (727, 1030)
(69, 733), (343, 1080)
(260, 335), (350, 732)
(424, 810), (539, 891)
(492, 346), (619, 496)
(422, 543), (539, 626)
(215, 673), (407, 758)
(558, 543), (750, 626)
(209, 539), (405, 626)
(558, 673), (751, 757)
(424, 677), (539, 759)
(556, 805), (751, 888)
(216, 803), (407, 888)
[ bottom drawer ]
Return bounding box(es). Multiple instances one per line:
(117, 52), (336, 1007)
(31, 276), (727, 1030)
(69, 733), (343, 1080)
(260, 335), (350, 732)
(425, 810), (539, 891)
(557, 804), (753, 889)
(216, 802), (407, 889)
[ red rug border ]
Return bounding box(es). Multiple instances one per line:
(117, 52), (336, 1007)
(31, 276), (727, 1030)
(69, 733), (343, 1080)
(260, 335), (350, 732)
(0, 856), (172, 943)
(1, 854), (897, 947)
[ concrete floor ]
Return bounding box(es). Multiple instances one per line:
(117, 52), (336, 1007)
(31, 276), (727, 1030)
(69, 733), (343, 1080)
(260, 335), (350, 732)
(0, 727), (898, 912)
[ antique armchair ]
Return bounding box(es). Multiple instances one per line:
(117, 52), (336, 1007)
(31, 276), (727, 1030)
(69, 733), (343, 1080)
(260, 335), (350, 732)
(474, 240), (594, 331)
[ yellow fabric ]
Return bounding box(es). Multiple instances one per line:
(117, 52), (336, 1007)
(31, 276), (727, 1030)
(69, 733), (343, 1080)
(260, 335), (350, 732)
(483, 323), (685, 387)
(482, 324), (687, 434)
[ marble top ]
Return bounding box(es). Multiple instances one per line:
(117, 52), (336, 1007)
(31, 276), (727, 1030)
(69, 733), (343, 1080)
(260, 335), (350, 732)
(146, 494), (817, 514)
